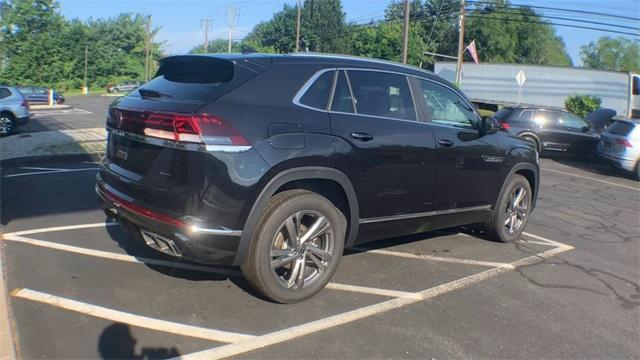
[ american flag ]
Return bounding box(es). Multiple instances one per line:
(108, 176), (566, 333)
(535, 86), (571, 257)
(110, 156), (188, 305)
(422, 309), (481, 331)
(465, 40), (479, 64)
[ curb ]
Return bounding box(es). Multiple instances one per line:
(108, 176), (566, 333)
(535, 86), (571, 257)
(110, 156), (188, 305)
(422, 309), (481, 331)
(28, 104), (72, 111)
(0, 152), (104, 168)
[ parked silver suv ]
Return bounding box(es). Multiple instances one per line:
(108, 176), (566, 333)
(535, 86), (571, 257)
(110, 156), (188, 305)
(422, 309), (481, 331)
(597, 118), (640, 179)
(0, 86), (30, 136)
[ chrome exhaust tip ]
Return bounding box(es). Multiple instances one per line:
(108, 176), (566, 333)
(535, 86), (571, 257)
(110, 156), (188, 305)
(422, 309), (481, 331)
(140, 230), (182, 257)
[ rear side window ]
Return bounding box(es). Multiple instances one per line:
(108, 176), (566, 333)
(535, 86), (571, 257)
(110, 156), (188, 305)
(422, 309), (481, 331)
(137, 56), (269, 102)
(0, 88), (11, 99)
(607, 120), (636, 136)
(331, 71), (354, 113)
(299, 70), (334, 110)
(633, 76), (639, 96)
(347, 70), (416, 121)
(518, 110), (533, 122)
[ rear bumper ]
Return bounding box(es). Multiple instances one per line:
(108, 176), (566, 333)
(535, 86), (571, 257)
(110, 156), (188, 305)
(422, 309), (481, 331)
(96, 176), (243, 265)
(597, 151), (637, 172)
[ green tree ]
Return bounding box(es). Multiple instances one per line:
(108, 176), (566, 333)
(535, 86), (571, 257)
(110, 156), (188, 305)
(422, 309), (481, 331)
(350, 22), (427, 66)
(189, 39), (242, 54)
(243, 0), (347, 54)
(580, 37), (640, 72)
(565, 95), (602, 118)
(465, 1), (571, 66)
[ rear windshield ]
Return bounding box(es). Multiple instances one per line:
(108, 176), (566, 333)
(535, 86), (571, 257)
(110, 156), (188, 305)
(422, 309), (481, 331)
(494, 108), (513, 121)
(607, 120), (636, 136)
(134, 56), (270, 102)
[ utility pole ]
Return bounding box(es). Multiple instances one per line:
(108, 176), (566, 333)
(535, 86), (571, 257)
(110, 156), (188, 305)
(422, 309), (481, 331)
(401, 0), (410, 64)
(455, 0), (465, 85)
(144, 16), (152, 81)
(226, 7), (238, 53)
(83, 44), (88, 94)
(295, 0), (302, 52)
(201, 18), (212, 53)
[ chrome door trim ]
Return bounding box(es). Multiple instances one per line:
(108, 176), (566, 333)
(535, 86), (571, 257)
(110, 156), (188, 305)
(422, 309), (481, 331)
(358, 205), (492, 224)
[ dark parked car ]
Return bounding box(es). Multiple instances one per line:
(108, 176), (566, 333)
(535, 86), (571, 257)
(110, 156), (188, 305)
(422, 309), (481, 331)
(0, 86), (30, 136)
(17, 86), (65, 105)
(107, 81), (141, 93)
(97, 54), (539, 303)
(493, 106), (600, 155)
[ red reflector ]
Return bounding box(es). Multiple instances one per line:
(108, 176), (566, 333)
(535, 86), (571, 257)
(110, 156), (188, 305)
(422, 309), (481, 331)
(102, 187), (187, 228)
(615, 138), (633, 147)
(110, 109), (249, 146)
(499, 121), (510, 129)
(21, 100), (29, 109)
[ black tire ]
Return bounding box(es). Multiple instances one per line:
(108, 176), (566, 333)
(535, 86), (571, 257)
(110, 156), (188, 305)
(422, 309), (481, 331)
(521, 135), (540, 153)
(242, 189), (346, 303)
(0, 112), (16, 137)
(484, 174), (532, 243)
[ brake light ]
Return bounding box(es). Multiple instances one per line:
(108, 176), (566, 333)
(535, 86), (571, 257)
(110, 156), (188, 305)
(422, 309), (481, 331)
(615, 138), (633, 148)
(109, 109), (249, 146)
(21, 99), (29, 109)
(102, 187), (187, 228)
(498, 120), (510, 129)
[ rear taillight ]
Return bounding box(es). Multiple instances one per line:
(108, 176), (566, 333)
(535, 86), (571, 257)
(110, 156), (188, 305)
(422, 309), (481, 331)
(615, 138), (633, 147)
(21, 100), (29, 109)
(109, 109), (249, 146)
(498, 120), (510, 129)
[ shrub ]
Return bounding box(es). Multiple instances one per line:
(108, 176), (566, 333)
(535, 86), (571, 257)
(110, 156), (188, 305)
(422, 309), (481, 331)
(564, 95), (602, 118)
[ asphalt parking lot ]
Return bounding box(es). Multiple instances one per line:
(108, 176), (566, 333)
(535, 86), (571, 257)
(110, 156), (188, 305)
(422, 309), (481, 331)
(1, 154), (638, 359)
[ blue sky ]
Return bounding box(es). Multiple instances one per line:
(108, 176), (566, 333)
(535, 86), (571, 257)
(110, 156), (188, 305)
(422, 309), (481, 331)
(57, 0), (639, 65)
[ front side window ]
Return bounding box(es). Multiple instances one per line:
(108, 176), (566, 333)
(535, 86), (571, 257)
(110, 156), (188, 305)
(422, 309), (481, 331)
(418, 79), (476, 128)
(299, 70), (334, 110)
(346, 70), (416, 121)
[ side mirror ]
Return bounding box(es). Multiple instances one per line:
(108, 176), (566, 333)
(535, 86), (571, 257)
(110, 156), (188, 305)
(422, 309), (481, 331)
(480, 116), (499, 135)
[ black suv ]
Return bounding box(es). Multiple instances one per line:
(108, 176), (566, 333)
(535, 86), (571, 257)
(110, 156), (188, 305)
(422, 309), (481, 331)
(494, 106), (600, 155)
(97, 54), (539, 303)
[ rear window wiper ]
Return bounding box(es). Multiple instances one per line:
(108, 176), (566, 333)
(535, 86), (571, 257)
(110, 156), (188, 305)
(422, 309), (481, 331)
(138, 88), (173, 99)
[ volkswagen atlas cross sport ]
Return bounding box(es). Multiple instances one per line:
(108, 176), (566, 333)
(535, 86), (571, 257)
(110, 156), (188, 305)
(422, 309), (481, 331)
(97, 54), (539, 303)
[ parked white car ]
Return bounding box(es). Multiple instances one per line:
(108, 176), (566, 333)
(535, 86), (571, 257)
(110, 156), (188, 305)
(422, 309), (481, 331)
(597, 118), (640, 179)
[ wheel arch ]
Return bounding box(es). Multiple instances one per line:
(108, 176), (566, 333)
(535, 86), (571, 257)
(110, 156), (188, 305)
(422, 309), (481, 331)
(232, 166), (359, 266)
(496, 162), (539, 211)
(517, 131), (541, 152)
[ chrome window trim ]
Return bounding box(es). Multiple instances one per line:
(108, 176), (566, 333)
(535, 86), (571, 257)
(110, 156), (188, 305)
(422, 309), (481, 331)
(291, 68), (336, 112)
(327, 70), (339, 110)
(107, 128), (252, 154)
(358, 205), (492, 224)
(343, 70), (358, 113)
(292, 67), (480, 126)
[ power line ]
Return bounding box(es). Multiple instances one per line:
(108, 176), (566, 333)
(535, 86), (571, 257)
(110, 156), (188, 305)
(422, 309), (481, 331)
(466, 14), (639, 37)
(468, 0), (640, 22)
(471, 6), (640, 31)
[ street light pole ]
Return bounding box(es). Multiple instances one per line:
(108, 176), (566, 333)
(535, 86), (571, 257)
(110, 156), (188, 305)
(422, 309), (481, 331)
(401, 0), (410, 64)
(455, 0), (465, 85)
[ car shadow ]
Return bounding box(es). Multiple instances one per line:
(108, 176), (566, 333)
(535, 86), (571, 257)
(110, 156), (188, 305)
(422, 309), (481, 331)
(98, 322), (180, 359)
(543, 152), (636, 180)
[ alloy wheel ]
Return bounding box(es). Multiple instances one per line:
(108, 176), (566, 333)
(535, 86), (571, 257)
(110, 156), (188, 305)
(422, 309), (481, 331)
(0, 116), (13, 135)
(270, 210), (334, 290)
(504, 186), (528, 234)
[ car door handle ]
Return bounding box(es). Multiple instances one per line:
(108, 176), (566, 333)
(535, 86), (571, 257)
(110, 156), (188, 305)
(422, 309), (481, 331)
(437, 139), (454, 147)
(350, 132), (374, 141)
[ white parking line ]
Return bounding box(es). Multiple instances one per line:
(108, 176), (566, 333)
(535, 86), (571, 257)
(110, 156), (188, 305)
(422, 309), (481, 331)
(2, 232), (418, 299)
(5, 222), (117, 236)
(541, 167), (639, 191)
(353, 247), (515, 269)
(324, 283), (422, 299)
(3, 167), (99, 178)
(177, 240), (574, 360)
(2, 233), (242, 277)
(12, 288), (255, 344)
